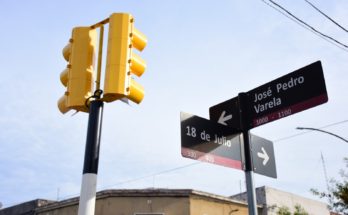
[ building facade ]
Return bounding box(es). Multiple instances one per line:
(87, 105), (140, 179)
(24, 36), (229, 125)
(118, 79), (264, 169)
(231, 186), (330, 215)
(1, 189), (258, 215)
(1, 187), (331, 215)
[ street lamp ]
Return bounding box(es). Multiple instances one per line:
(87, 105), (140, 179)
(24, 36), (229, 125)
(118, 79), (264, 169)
(296, 127), (348, 143)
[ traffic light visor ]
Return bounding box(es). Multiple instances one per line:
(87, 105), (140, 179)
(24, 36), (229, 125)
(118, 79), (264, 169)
(60, 67), (69, 86)
(132, 28), (147, 51)
(62, 43), (71, 61)
(130, 53), (146, 77)
(128, 79), (144, 104)
(58, 95), (70, 114)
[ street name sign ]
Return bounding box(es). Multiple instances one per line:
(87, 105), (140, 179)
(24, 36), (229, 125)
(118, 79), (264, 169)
(197, 61), (328, 215)
(180, 112), (243, 170)
(209, 61), (328, 130)
(250, 134), (277, 178)
(246, 61), (327, 128)
(209, 96), (240, 128)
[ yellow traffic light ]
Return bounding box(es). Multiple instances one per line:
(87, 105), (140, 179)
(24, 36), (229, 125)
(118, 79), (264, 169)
(58, 27), (97, 114)
(103, 13), (147, 104)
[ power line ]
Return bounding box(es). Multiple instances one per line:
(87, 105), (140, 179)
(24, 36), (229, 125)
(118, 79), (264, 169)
(261, 0), (309, 30)
(260, 0), (348, 53)
(260, 1), (348, 53)
(98, 162), (201, 190)
(56, 119), (348, 202)
(268, 0), (348, 49)
(57, 162), (202, 201)
(322, 119), (348, 128)
(98, 120), (348, 190)
(109, 119), (348, 185)
(260, 0), (348, 52)
(304, 0), (348, 33)
(260, 0), (344, 50)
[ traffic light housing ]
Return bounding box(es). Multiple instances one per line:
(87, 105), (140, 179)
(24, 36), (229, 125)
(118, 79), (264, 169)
(58, 27), (97, 114)
(103, 13), (147, 104)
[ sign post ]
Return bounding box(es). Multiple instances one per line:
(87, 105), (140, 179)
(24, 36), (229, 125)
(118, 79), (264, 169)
(238, 92), (258, 215)
(182, 61), (328, 215)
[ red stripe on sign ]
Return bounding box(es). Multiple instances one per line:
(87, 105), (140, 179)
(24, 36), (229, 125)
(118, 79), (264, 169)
(253, 94), (328, 127)
(181, 147), (243, 170)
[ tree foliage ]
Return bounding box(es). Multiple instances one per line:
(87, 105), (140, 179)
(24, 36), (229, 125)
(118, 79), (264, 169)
(293, 204), (308, 215)
(311, 157), (348, 214)
(276, 204), (308, 215)
(277, 206), (291, 215)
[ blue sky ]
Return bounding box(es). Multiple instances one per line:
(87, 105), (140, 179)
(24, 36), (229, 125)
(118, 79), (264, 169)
(0, 0), (347, 209)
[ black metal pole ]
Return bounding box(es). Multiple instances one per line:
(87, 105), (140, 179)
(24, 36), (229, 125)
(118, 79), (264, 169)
(238, 93), (258, 215)
(83, 100), (104, 174)
(78, 100), (104, 215)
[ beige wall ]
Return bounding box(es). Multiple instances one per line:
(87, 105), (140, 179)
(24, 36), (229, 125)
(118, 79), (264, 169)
(190, 195), (254, 215)
(38, 196), (190, 215)
(37, 194), (250, 215)
(264, 187), (330, 215)
(37, 202), (76, 215)
(96, 196), (190, 215)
